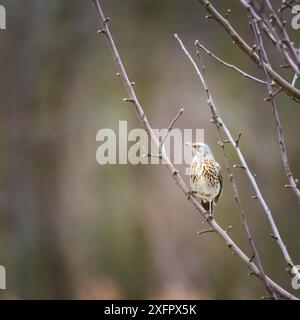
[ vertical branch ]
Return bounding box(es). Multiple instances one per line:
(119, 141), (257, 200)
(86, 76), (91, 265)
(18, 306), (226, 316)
(159, 108), (184, 159)
(241, 2), (300, 203)
(217, 133), (276, 298)
(263, 0), (300, 76)
(198, 43), (276, 298)
(292, 46), (300, 87)
(204, 85), (277, 296)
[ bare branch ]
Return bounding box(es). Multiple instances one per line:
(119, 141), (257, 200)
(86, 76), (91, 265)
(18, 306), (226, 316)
(279, 0), (296, 12)
(241, 1), (300, 77)
(292, 73), (299, 87)
(197, 0), (300, 102)
(92, 0), (297, 300)
(185, 35), (276, 298)
(264, 88), (282, 102)
(159, 108), (184, 157)
(235, 132), (242, 147)
(195, 41), (269, 86)
(292, 46), (300, 87)
(218, 131), (276, 298)
(263, 0), (300, 76)
(197, 228), (215, 236)
(244, 4), (300, 204)
(174, 33), (300, 282)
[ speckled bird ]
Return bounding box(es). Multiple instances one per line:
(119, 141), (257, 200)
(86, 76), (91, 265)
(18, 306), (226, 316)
(186, 142), (222, 215)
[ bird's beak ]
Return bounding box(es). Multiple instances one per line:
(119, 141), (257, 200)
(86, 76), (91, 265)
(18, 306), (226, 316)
(185, 142), (194, 149)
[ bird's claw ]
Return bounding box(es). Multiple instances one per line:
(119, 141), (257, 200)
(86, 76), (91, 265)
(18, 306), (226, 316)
(202, 212), (213, 223)
(187, 190), (196, 200)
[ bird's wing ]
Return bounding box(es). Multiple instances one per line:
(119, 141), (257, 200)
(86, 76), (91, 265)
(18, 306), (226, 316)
(200, 200), (210, 212)
(214, 170), (223, 204)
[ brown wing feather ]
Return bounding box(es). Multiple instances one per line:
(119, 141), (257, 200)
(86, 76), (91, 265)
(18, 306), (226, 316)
(201, 200), (210, 212)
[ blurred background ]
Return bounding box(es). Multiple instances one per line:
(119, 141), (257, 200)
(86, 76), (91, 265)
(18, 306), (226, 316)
(0, 0), (300, 299)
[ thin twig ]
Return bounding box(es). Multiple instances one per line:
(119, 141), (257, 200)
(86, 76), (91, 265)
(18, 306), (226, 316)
(195, 41), (269, 86)
(159, 108), (184, 157)
(194, 38), (277, 299)
(279, 0), (295, 12)
(235, 132), (242, 147)
(264, 0), (300, 76)
(197, 0), (300, 102)
(92, 0), (297, 300)
(174, 33), (300, 283)
(245, 4), (300, 204)
(218, 135), (276, 297)
(261, 22), (277, 46)
(264, 88), (282, 102)
(292, 73), (299, 87)
(242, 0), (300, 76)
(138, 143), (160, 160)
(140, 108), (184, 160)
(292, 46), (300, 87)
(197, 228), (215, 236)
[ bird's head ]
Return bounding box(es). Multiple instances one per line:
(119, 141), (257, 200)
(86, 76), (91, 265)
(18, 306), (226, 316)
(185, 142), (215, 160)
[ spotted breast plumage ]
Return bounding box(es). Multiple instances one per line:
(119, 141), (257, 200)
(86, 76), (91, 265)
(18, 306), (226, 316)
(186, 142), (222, 214)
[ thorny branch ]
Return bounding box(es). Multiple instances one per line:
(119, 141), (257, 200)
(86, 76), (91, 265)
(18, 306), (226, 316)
(92, 0), (297, 299)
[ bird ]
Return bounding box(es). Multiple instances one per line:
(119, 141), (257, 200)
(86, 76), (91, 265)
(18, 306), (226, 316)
(185, 142), (222, 215)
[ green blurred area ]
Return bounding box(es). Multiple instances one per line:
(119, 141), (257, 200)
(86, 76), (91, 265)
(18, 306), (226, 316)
(0, 0), (299, 299)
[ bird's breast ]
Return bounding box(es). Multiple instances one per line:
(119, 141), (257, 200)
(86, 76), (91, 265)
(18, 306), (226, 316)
(190, 157), (221, 202)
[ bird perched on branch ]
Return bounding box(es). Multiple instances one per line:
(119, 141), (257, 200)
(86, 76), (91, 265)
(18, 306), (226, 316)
(186, 142), (222, 215)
